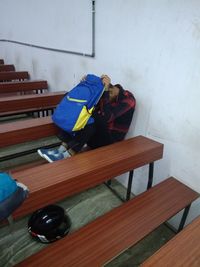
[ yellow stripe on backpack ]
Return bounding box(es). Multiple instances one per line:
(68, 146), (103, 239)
(72, 106), (94, 131)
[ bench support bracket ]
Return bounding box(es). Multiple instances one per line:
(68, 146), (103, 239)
(126, 170), (134, 201)
(147, 162), (154, 190)
(177, 204), (191, 232)
(105, 161), (156, 202)
(105, 170), (134, 202)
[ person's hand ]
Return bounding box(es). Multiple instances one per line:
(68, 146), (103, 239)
(101, 75), (111, 90)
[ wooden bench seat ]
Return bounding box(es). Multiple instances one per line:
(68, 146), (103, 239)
(0, 91), (65, 116)
(0, 64), (15, 72)
(142, 215), (200, 267)
(0, 80), (48, 94)
(0, 116), (58, 148)
(11, 136), (163, 219)
(0, 71), (29, 82)
(0, 59), (4, 64)
(16, 177), (199, 267)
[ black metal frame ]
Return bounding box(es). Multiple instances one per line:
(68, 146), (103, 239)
(164, 204), (192, 234)
(105, 162), (155, 202)
(0, 107), (55, 118)
(105, 163), (193, 234)
(177, 204), (191, 232)
(147, 162), (154, 190)
(0, 142), (61, 162)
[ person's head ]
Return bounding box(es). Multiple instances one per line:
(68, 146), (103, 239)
(108, 84), (123, 102)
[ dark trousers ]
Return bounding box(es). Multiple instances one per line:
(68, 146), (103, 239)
(57, 124), (96, 152)
(57, 123), (115, 152)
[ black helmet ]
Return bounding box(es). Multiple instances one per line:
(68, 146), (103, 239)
(28, 205), (71, 243)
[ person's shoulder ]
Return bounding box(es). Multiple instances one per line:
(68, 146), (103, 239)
(123, 89), (135, 99)
(122, 89), (136, 107)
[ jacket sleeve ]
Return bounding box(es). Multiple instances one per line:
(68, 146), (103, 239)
(95, 92), (135, 123)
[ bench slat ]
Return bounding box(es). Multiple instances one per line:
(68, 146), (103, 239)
(0, 71), (29, 81)
(0, 64), (15, 72)
(0, 116), (59, 148)
(12, 136), (163, 219)
(0, 80), (48, 94)
(16, 177), (199, 267)
(142, 215), (200, 267)
(0, 91), (65, 114)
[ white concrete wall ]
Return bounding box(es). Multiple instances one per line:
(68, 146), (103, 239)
(0, 0), (200, 228)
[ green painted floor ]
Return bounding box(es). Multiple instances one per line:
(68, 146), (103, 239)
(0, 136), (175, 267)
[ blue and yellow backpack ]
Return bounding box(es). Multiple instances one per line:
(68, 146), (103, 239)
(52, 74), (105, 132)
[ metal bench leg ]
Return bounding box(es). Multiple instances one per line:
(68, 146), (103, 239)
(177, 204), (191, 232)
(104, 180), (125, 202)
(105, 170), (134, 202)
(126, 170), (134, 201)
(147, 162), (154, 190)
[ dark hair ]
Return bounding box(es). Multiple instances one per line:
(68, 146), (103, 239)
(114, 84), (123, 91)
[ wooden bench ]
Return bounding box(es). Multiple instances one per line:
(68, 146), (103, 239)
(0, 80), (48, 94)
(0, 71), (29, 82)
(142, 215), (200, 267)
(0, 91), (65, 116)
(11, 136), (163, 219)
(0, 59), (4, 64)
(0, 64), (15, 72)
(16, 177), (199, 267)
(0, 116), (58, 148)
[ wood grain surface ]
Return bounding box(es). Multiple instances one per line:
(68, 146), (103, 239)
(141, 215), (200, 267)
(16, 177), (199, 267)
(12, 136), (164, 219)
(0, 80), (48, 94)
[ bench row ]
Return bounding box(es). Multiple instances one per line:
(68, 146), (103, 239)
(0, 71), (29, 81)
(16, 177), (199, 266)
(0, 64), (15, 72)
(12, 136), (163, 219)
(5, 132), (197, 266)
(142, 215), (200, 267)
(0, 91), (65, 116)
(0, 116), (58, 148)
(0, 80), (48, 94)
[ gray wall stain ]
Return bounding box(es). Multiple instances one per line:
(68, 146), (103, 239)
(51, 65), (62, 85)
(192, 20), (200, 40)
(14, 53), (21, 69)
(31, 58), (38, 77)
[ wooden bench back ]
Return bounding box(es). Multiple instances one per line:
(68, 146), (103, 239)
(16, 177), (199, 267)
(0, 80), (48, 94)
(12, 136), (164, 219)
(0, 64), (15, 72)
(142, 215), (200, 267)
(0, 91), (65, 114)
(0, 59), (4, 64)
(0, 71), (29, 81)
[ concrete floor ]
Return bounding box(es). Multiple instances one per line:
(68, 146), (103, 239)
(0, 135), (175, 267)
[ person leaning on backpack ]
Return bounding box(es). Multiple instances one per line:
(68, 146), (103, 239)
(37, 75), (136, 163)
